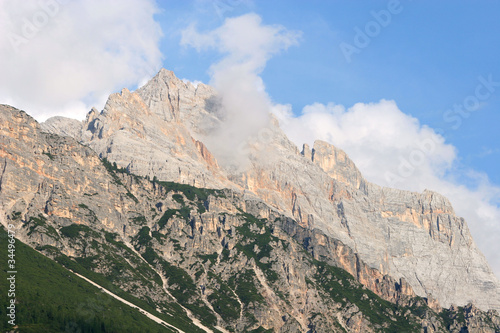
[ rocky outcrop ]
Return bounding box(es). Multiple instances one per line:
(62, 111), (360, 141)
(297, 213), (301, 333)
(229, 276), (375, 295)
(37, 68), (500, 314)
(84, 86), (228, 188)
(309, 140), (366, 191)
(232, 117), (500, 311)
(40, 115), (84, 140)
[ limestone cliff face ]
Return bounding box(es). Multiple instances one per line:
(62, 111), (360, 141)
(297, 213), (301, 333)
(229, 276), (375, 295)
(36, 69), (500, 314)
(136, 69), (221, 135)
(307, 140), (366, 191)
(0, 105), (414, 332)
(0, 105), (137, 237)
(42, 85), (228, 189)
(230, 118), (500, 311)
(3, 104), (500, 332)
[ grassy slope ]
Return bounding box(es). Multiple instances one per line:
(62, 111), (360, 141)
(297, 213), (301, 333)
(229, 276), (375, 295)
(0, 227), (175, 333)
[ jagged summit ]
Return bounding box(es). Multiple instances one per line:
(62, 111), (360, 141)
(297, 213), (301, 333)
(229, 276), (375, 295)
(21, 68), (500, 313)
(137, 68), (217, 125)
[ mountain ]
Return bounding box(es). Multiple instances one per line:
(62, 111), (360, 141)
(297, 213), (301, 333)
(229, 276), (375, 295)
(0, 69), (499, 332)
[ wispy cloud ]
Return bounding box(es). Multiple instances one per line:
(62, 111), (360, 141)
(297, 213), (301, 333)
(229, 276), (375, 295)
(477, 147), (500, 158)
(0, 0), (163, 121)
(181, 13), (301, 170)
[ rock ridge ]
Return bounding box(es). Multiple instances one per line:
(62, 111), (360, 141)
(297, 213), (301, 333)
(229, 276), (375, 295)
(2, 104), (500, 332)
(36, 69), (500, 312)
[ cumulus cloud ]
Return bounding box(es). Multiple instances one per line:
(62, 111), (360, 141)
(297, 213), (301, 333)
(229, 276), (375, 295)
(181, 13), (301, 170)
(0, 0), (163, 121)
(274, 100), (500, 278)
(180, 13), (500, 276)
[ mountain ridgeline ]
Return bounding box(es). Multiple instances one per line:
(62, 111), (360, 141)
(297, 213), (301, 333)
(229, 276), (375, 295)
(0, 69), (499, 332)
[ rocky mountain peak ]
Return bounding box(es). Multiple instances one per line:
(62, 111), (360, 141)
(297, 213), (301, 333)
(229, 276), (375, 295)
(310, 140), (366, 190)
(85, 106), (99, 123)
(136, 67), (217, 125)
(35, 69), (500, 313)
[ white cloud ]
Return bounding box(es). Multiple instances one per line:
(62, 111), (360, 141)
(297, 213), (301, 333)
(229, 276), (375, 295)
(180, 13), (500, 277)
(274, 100), (500, 278)
(181, 78), (203, 88)
(181, 13), (301, 170)
(0, 0), (163, 121)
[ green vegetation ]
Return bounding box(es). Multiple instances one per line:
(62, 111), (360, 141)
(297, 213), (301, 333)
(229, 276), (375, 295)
(101, 157), (126, 186)
(59, 229), (161, 290)
(158, 209), (178, 229)
(158, 207), (191, 229)
(129, 225), (217, 328)
(42, 151), (55, 160)
(130, 215), (147, 224)
(77, 203), (100, 224)
(172, 193), (184, 204)
(158, 258), (218, 327)
(35, 244), (61, 256)
(248, 328), (273, 333)
(152, 179), (227, 214)
(103, 231), (162, 286)
(142, 246), (159, 264)
(308, 312), (346, 333)
(4, 153), (469, 332)
(229, 269), (264, 306)
(129, 223), (217, 328)
(314, 260), (420, 332)
(60, 224), (98, 239)
(151, 230), (167, 243)
(439, 307), (466, 331)
(134, 226), (152, 247)
(177, 206), (191, 222)
(198, 253), (218, 265)
(49, 236), (205, 332)
(155, 180), (217, 202)
(11, 211), (22, 220)
(101, 157), (129, 174)
(0, 227), (175, 333)
(26, 214), (59, 239)
(171, 238), (183, 251)
(234, 212), (280, 283)
(101, 157), (139, 203)
(126, 192), (139, 203)
(103, 231), (122, 245)
(207, 272), (241, 322)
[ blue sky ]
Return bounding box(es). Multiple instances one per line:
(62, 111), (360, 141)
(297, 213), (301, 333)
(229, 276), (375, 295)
(151, 0), (500, 276)
(156, 0), (500, 188)
(1, 0), (499, 276)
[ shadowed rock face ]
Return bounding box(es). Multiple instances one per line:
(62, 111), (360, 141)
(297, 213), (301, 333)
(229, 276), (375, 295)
(33, 68), (500, 314)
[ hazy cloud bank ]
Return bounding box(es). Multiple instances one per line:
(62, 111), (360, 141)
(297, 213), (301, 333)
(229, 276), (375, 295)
(273, 100), (500, 278)
(0, 0), (163, 121)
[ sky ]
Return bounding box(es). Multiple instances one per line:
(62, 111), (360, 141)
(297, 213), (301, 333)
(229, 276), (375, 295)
(0, 0), (499, 277)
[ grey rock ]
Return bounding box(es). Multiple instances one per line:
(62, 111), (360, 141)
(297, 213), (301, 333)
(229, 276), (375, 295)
(37, 68), (500, 313)
(41, 116), (84, 140)
(2, 103), (500, 332)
